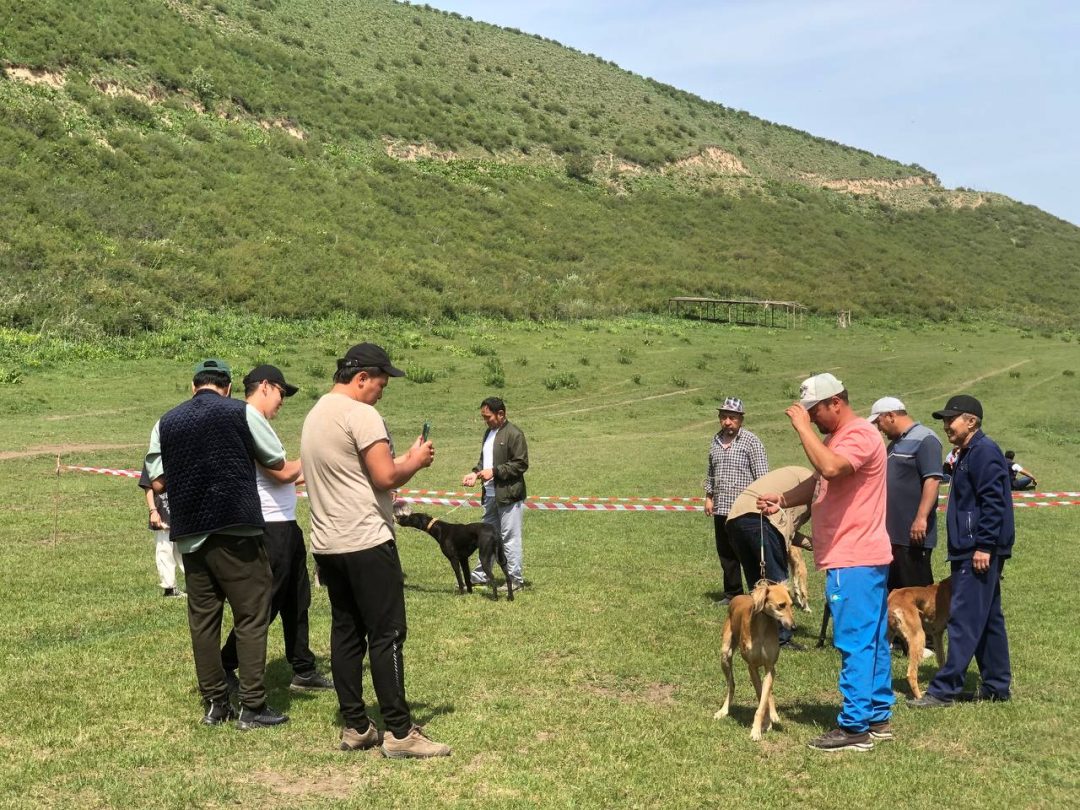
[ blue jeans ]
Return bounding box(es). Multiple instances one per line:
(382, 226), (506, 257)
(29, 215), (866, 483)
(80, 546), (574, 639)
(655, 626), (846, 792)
(471, 499), (524, 585)
(826, 565), (893, 732)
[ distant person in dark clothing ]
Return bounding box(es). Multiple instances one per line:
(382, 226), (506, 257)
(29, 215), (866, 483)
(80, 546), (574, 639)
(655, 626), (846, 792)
(1004, 451), (1037, 491)
(145, 358), (289, 730)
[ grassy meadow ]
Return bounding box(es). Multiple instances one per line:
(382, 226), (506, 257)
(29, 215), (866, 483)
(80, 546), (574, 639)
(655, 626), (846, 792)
(5, 1), (1080, 336)
(1, 314), (1078, 807)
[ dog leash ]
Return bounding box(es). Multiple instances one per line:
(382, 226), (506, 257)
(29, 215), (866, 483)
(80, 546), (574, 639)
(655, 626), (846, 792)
(757, 511), (768, 587)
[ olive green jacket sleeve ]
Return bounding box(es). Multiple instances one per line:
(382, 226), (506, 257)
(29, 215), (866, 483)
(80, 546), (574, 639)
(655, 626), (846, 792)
(473, 421), (529, 506)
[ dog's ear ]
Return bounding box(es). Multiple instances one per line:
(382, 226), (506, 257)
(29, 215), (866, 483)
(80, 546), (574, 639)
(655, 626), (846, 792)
(750, 583), (768, 614)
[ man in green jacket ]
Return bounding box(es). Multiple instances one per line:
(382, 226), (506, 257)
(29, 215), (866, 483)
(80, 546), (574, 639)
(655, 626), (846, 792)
(462, 397), (529, 589)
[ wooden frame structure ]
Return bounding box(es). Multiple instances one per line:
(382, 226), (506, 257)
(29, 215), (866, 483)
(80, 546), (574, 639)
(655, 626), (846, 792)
(668, 297), (806, 328)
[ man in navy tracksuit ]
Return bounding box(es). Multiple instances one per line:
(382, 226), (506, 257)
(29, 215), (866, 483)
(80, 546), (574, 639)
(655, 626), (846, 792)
(909, 394), (1014, 707)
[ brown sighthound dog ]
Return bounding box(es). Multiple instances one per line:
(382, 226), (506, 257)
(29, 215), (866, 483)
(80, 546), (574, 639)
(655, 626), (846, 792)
(886, 577), (951, 698)
(714, 581), (796, 740)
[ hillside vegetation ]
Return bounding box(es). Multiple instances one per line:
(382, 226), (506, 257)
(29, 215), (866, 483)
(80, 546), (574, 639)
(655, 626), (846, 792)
(2, 0), (1079, 336)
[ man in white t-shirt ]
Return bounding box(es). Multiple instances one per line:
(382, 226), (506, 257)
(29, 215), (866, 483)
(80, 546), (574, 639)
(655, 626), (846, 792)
(461, 397), (529, 589)
(301, 343), (450, 759)
(220, 365), (333, 694)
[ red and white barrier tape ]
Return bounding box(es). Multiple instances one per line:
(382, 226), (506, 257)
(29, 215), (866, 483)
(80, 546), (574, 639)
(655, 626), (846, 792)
(398, 487), (706, 503)
(59, 466), (1079, 511)
(64, 465), (140, 479)
(402, 496), (701, 512)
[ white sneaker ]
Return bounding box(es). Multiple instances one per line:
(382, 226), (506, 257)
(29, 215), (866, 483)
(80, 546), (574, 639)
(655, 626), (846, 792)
(921, 648), (935, 659)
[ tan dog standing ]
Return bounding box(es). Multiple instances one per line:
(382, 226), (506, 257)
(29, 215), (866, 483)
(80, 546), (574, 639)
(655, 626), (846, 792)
(714, 581), (796, 740)
(787, 532), (812, 612)
(887, 577), (951, 698)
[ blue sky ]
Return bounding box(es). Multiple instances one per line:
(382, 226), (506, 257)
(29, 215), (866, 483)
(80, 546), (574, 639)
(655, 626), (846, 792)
(432, 1), (1080, 225)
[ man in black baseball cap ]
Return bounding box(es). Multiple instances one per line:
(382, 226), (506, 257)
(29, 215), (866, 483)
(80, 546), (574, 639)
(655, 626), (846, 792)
(909, 393), (1014, 708)
(338, 343), (405, 377)
(218, 366), (335, 697)
(243, 364), (299, 397)
(931, 394), (983, 421)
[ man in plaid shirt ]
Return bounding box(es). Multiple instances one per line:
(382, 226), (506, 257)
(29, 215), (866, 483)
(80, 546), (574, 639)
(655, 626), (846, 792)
(704, 397), (769, 604)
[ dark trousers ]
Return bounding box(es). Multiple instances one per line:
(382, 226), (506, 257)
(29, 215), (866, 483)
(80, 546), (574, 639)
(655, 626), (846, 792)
(713, 515), (743, 600)
(888, 544), (936, 650)
(183, 533), (272, 708)
(314, 542), (412, 737)
(887, 544), (934, 591)
(928, 556), (1011, 700)
(221, 520), (316, 677)
(726, 514), (793, 644)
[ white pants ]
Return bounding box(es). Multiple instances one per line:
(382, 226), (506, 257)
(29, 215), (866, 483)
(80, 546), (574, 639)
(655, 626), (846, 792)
(154, 530), (185, 589)
(471, 499), (524, 585)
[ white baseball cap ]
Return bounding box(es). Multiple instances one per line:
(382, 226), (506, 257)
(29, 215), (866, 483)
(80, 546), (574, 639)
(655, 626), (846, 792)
(799, 373), (845, 410)
(868, 396), (906, 423)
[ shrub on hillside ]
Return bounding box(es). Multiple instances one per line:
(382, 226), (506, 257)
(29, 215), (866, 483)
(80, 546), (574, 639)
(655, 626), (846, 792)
(543, 372), (578, 390)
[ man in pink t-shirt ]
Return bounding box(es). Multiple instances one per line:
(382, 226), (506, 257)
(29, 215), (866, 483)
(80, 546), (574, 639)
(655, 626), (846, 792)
(758, 373), (893, 752)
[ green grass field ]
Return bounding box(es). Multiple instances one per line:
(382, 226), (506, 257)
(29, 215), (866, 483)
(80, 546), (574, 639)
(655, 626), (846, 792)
(1, 315), (1078, 807)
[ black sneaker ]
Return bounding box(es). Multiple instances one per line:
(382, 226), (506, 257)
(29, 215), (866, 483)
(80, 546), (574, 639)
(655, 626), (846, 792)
(779, 639), (807, 652)
(290, 671), (334, 692)
(201, 699), (236, 726)
(236, 704), (289, 730)
(162, 587), (186, 599)
(957, 690), (1010, 703)
(807, 727), (873, 752)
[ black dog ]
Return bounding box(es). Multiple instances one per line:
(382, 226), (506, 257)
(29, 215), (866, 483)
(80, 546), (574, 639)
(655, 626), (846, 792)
(397, 512), (514, 601)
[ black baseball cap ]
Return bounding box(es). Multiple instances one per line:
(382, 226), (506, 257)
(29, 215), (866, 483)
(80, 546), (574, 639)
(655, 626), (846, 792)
(340, 342), (405, 377)
(243, 364), (298, 396)
(932, 394), (983, 421)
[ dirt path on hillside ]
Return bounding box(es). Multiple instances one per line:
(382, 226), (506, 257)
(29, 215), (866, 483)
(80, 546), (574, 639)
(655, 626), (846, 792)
(548, 387), (706, 417)
(45, 408), (134, 422)
(903, 359), (1031, 400)
(0, 443), (141, 461)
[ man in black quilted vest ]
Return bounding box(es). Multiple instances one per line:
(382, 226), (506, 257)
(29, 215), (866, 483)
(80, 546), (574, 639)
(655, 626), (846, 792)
(144, 358), (289, 729)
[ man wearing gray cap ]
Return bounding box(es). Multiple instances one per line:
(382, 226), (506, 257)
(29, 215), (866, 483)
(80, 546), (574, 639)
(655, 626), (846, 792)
(703, 396), (768, 604)
(910, 395), (1013, 707)
(869, 396), (944, 592)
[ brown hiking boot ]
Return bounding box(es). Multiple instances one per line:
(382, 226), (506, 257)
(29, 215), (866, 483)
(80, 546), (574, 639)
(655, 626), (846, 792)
(381, 725), (451, 759)
(340, 722), (379, 751)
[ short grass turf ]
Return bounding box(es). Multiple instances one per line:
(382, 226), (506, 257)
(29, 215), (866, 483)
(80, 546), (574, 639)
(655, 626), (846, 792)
(0, 315), (1078, 808)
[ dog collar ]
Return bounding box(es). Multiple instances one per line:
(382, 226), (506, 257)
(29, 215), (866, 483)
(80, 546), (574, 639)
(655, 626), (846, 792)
(426, 518), (439, 532)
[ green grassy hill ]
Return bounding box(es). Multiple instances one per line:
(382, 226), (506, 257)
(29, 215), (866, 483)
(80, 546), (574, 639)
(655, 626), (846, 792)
(2, 0), (1079, 336)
